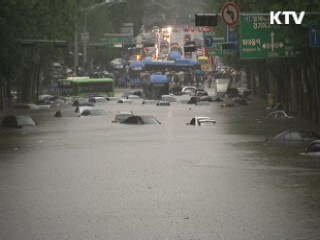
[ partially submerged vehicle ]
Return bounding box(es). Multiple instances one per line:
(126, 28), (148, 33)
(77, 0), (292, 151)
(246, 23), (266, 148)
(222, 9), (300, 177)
(156, 100), (170, 106)
(1, 115), (37, 128)
(265, 130), (320, 144)
(54, 106), (106, 117)
(266, 110), (294, 120)
(300, 140), (320, 157)
(112, 112), (134, 123)
(120, 115), (161, 125)
(187, 117), (216, 126)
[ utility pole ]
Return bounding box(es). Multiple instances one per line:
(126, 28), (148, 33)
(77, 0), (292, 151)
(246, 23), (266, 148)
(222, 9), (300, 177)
(74, 23), (79, 74)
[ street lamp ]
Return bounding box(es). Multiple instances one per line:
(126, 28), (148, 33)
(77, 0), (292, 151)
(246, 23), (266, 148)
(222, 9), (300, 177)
(74, 0), (126, 75)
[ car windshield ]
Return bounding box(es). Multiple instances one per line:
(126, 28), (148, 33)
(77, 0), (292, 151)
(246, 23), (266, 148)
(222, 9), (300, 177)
(116, 114), (132, 122)
(141, 116), (159, 124)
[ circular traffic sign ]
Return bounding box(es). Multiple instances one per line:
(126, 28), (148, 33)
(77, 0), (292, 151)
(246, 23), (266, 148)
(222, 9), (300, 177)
(221, 2), (240, 27)
(204, 36), (214, 47)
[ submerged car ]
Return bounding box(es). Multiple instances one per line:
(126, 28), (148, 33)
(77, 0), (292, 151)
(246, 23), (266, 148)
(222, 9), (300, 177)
(0, 115), (37, 128)
(266, 110), (294, 120)
(181, 86), (197, 95)
(142, 100), (157, 105)
(187, 117), (216, 126)
(121, 90), (144, 98)
(75, 106), (95, 114)
(300, 140), (320, 157)
(265, 130), (320, 144)
(78, 108), (107, 117)
(161, 95), (177, 102)
(120, 115), (161, 125)
(112, 112), (134, 123)
(127, 95), (142, 100)
(117, 99), (132, 104)
(88, 96), (108, 103)
(195, 89), (208, 97)
(187, 96), (200, 104)
(54, 106), (106, 117)
(156, 100), (170, 106)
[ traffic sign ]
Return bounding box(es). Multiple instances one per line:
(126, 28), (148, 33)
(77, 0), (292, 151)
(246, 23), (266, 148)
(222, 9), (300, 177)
(240, 14), (297, 59)
(309, 25), (320, 47)
(221, 2), (240, 27)
(102, 33), (132, 47)
(120, 23), (134, 36)
(204, 35), (214, 47)
(195, 13), (218, 26)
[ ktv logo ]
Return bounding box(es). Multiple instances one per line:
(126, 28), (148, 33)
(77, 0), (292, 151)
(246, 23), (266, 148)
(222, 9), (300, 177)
(270, 11), (305, 25)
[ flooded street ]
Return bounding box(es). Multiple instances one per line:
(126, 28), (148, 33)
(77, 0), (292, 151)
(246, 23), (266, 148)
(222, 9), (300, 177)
(1, 95), (320, 240)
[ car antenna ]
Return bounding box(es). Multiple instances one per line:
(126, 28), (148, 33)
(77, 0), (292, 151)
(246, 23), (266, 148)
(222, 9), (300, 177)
(131, 110), (134, 116)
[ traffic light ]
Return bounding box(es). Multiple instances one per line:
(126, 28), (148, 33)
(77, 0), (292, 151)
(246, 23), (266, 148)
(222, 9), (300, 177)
(195, 13), (217, 26)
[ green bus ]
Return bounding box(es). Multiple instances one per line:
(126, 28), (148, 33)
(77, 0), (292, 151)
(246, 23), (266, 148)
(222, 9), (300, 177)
(58, 77), (115, 98)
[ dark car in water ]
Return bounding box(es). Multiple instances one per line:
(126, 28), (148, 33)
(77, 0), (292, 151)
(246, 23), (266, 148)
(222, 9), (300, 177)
(265, 130), (320, 144)
(300, 140), (320, 157)
(156, 100), (170, 106)
(0, 115), (37, 128)
(112, 112), (134, 123)
(266, 110), (294, 120)
(120, 115), (161, 125)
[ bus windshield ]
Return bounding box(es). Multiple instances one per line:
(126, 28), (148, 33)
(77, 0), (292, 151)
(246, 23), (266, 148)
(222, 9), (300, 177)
(58, 77), (115, 98)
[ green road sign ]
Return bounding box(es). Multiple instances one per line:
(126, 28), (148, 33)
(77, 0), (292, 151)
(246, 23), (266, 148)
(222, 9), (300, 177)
(240, 14), (297, 59)
(101, 33), (132, 47)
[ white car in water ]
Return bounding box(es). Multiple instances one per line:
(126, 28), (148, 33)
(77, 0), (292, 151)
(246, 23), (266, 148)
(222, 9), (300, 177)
(181, 86), (197, 95)
(187, 116), (216, 126)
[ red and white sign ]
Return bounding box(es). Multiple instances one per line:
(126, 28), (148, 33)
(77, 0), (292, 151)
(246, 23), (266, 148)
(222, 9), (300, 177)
(221, 2), (240, 27)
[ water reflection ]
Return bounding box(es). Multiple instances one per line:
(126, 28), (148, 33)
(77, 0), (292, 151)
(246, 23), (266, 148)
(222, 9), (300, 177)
(0, 97), (320, 240)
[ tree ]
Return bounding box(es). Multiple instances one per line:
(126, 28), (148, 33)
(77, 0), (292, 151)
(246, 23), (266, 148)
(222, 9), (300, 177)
(0, 0), (146, 107)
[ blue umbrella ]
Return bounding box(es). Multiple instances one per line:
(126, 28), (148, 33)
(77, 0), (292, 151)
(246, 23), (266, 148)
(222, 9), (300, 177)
(168, 51), (181, 60)
(130, 61), (145, 70)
